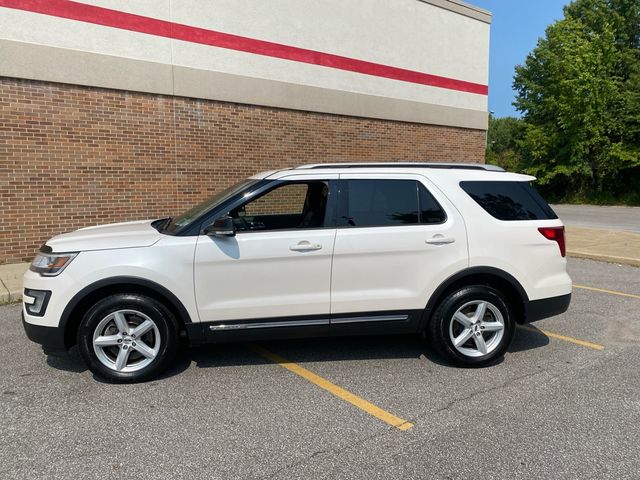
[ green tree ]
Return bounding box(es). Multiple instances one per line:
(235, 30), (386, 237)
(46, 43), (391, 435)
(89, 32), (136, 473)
(485, 116), (525, 172)
(513, 0), (640, 202)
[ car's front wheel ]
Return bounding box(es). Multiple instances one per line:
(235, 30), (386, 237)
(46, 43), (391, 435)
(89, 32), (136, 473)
(428, 285), (515, 366)
(78, 293), (179, 382)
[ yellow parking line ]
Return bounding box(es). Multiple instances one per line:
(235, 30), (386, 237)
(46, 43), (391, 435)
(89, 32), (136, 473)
(518, 325), (604, 351)
(574, 284), (640, 300)
(248, 344), (414, 431)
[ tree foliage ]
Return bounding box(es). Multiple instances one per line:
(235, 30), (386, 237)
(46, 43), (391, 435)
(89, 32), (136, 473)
(486, 116), (525, 172)
(497, 0), (640, 203)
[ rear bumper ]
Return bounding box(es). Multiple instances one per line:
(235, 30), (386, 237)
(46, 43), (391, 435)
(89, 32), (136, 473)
(524, 293), (571, 323)
(22, 311), (67, 355)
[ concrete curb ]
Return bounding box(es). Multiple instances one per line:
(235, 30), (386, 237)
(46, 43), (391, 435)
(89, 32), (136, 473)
(0, 291), (22, 305)
(0, 279), (12, 305)
(0, 289), (22, 305)
(0, 263), (29, 305)
(565, 226), (640, 269)
(567, 250), (640, 267)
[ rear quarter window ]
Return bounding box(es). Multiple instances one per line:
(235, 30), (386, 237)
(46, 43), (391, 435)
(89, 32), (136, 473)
(460, 181), (557, 221)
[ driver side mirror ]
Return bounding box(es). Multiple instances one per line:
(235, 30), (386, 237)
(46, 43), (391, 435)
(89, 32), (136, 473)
(203, 216), (235, 237)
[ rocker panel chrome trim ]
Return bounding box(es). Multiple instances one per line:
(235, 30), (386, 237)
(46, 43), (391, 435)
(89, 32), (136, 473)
(209, 318), (330, 331)
(331, 314), (410, 324)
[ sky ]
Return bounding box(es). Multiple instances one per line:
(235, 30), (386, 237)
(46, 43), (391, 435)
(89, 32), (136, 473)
(470, 0), (569, 118)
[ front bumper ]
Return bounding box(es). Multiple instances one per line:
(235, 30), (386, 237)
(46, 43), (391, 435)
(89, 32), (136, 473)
(22, 311), (67, 355)
(524, 293), (572, 323)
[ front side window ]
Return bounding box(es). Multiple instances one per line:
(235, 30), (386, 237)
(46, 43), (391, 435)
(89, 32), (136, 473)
(229, 181), (330, 231)
(163, 179), (259, 234)
(339, 179), (446, 227)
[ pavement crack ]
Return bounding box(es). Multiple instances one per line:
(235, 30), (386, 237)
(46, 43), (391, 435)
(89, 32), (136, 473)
(257, 369), (552, 479)
(433, 369), (546, 415)
(258, 448), (330, 480)
(256, 424), (401, 480)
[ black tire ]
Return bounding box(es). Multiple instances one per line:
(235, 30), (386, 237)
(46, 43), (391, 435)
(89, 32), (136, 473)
(77, 293), (179, 383)
(427, 285), (515, 367)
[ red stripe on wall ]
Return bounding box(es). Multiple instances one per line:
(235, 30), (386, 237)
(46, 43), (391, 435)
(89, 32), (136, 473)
(0, 0), (489, 95)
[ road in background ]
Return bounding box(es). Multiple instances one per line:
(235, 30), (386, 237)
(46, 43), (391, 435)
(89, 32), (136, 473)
(552, 204), (640, 233)
(1, 258), (639, 479)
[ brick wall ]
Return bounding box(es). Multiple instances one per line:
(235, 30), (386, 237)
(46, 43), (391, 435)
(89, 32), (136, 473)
(244, 183), (310, 216)
(0, 77), (486, 263)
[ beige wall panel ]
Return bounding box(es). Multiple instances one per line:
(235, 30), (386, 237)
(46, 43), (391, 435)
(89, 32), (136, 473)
(0, 0), (490, 126)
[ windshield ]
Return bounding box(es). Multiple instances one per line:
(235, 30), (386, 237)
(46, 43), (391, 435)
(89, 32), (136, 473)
(163, 179), (259, 234)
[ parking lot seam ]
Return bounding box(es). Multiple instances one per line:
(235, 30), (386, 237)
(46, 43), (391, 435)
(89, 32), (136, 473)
(435, 369), (546, 414)
(518, 325), (604, 351)
(573, 284), (640, 300)
(248, 344), (414, 431)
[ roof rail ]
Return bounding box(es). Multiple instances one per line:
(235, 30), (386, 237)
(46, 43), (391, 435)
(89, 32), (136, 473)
(294, 162), (505, 172)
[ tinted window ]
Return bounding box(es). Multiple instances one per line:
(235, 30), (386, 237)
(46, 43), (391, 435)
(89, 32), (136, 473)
(244, 183), (308, 217)
(419, 184), (447, 224)
(164, 179), (258, 234)
(340, 180), (445, 227)
(341, 180), (418, 227)
(230, 181), (330, 231)
(460, 181), (557, 221)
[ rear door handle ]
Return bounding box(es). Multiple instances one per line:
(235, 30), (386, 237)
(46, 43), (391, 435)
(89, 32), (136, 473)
(290, 241), (323, 252)
(426, 237), (456, 245)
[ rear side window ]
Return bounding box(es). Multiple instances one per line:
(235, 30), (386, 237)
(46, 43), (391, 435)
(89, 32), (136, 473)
(460, 181), (557, 221)
(419, 183), (447, 224)
(339, 179), (446, 227)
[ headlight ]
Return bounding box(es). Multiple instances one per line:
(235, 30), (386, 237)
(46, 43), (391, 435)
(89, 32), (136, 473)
(29, 252), (78, 276)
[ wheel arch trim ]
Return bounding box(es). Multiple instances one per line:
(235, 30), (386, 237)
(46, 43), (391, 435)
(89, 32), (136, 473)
(60, 276), (195, 349)
(421, 266), (530, 329)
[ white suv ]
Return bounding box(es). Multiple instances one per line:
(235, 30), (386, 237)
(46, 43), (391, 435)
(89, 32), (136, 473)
(23, 163), (572, 382)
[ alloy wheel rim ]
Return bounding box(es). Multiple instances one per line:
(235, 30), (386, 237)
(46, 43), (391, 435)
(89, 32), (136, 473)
(92, 309), (161, 373)
(448, 300), (505, 358)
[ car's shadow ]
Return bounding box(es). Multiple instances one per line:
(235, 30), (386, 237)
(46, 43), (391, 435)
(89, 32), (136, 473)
(511, 325), (551, 352)
(45, 325), (551, 381)
(172, 324), (551, 378)
(46, 346), (88, 373)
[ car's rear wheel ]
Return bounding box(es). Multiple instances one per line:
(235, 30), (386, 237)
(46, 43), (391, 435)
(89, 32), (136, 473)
(428, 285), (514, 366)
(78, 294), (179, 382)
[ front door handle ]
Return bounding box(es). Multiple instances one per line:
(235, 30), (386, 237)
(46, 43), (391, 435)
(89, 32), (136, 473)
(426, 236), (456, 245)
(290, 241), (322, 252)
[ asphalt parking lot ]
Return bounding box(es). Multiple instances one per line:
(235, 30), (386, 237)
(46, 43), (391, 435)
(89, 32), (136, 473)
(552, 204), (640, 233)
(1, 258), (639, 480)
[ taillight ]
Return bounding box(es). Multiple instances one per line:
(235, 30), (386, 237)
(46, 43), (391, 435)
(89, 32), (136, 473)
(538, 226), (566, 257)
